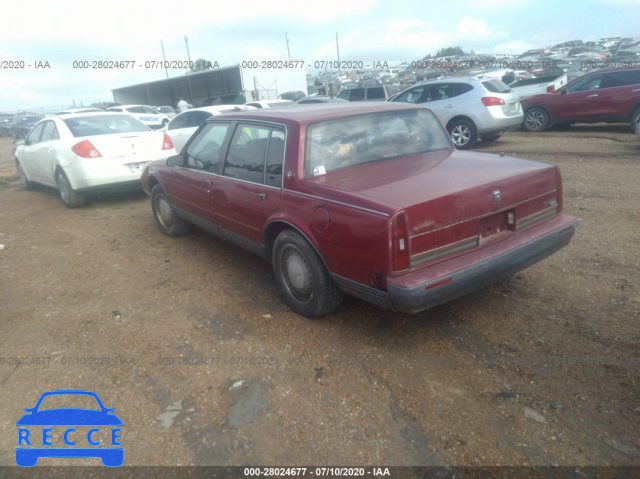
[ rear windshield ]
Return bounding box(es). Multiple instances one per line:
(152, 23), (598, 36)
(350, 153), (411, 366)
(481, 79), (512, 93)
(305, 109), (451, 177)
(63, 114), (150, 137)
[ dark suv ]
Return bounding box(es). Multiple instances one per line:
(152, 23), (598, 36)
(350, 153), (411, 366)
(337, 85), (400, 102)
(522, 67), (640, 132)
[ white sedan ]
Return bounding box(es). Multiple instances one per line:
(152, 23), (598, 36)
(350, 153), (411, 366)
(243, 99), (296, 109)
(105, 105), (170, 129)
(166, 105), (253, 153)
(14, 112), (175, 208)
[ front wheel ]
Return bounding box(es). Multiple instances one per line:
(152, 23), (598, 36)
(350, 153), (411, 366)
(448, 119), (477, 149)
(482, 133), (502, 142)
(55, 169), (86, 208)
(272, 230), (343, 318)
(523, 107), (550, 132)
(630, 108), (640, 132)
(151, 184), (193, 236)
(15, 160), (35, 190)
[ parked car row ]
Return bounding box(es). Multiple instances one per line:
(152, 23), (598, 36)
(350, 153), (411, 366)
(11, 94), (583, 319)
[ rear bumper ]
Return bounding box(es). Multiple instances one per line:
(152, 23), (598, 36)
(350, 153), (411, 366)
(387, 214), (578, 313)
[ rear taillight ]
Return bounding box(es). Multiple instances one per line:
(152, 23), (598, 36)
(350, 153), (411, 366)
(162, 133), (174, 150)
(555, 166), (564, 213)
(391, 213), (410, 272)
(71, 140), (102, 158)
(546, 85), (556, 93)
(481, 97), (505, 107)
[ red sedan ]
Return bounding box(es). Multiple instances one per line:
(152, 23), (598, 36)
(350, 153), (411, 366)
(141, 103), (578, 318)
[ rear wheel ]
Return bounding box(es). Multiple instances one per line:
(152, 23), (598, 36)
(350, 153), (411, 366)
(448, 119), (477, 149)
(151, 184), (193, 236)
(272, 230), (343, 318)
(523, 107), (550, 132)
(55, 169), (86, 208)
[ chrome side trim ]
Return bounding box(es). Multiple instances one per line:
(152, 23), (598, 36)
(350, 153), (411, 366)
(285, 190), (390, 217)
(218, 227), (267, 258)
(173, 206), (221, 238)
(410, 236), (478, 267)
(330, 274), (393, 310)
(516, 207), (557, 231)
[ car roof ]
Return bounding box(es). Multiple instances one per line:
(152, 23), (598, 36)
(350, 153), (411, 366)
(205, 102), (430, 125)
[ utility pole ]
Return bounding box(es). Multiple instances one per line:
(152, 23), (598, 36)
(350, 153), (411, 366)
(285, 31), (291, 58)
(184, 36), (192, 66)
(336, 33), (340, 74)
(161, 40), (168, 78)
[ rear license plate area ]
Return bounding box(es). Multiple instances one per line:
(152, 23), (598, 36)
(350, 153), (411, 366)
(479, 209), (515, 243)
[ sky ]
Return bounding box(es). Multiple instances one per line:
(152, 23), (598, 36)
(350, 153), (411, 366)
(1, 0), (639, 112)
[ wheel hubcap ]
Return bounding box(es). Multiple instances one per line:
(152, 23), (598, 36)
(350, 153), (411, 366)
(156, 196), (175, 228)
(527, 112), (544, 129)
(17, 164), (27, 187)
(56, 172), (70, 203)
(281, 246), (313, 302)
(451, 125), (470, 146)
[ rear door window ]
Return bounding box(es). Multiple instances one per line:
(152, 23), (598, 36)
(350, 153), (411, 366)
(366, 87), (385, 100)
(601, 70), (640, 88)
(392, 86), (427, 104)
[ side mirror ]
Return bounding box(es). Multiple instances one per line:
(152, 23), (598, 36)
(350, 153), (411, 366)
(560, 89), (567, 95)
(13, 138), (25, 146)
(166, 154), (184, 167)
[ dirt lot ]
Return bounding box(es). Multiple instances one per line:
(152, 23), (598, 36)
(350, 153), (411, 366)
(0, 125), (638, 470)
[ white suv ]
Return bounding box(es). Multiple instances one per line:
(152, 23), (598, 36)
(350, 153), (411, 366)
(106, 105), (169, 130)
(388, 77), (523, 149)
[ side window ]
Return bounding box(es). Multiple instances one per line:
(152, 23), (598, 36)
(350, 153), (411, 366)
(455, 83), (474, 96)
(142, 106), (158, 114)
(167, 113), (189, 131)
(426, 85), (446, 101)
(40, 121), (60, 142)
(393, 86), (426, 104)
(184, 122), (230, 172)
(349, 88), (365, 101)
(265, 129), (285, 187)
(223, 124), (271, 183)
(186, 111), (211, 128)
(128, 106), (145, 114)
(26, 122), (45, 144)
(566, 74), (603, 93)
(366, 87), (385, 100)
(601, 70), (640, 88)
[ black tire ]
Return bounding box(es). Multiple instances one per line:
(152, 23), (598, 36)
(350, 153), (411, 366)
(448, 119), (477, 149)
(523, 107), (550, 132)
(482, 133), (502, 142)
(55, 168), (86, 208)
(630, 108), (640, 132)
(15, 160), (35, 190)
(151, 184), (193, 236)
(272, 230), (343, 318)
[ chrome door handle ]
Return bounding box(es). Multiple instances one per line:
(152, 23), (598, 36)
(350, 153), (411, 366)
(251, 192), (266, 200)
(201, 179), (212, 186)
(587, 94), (598, 98)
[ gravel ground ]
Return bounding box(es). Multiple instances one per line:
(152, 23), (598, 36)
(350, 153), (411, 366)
(0, 125), (638, 470)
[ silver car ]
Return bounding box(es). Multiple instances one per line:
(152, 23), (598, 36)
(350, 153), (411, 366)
(388, 77), (523, 149)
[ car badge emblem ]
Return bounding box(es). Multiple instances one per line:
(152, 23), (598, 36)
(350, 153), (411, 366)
(493, 189), (501, 202)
